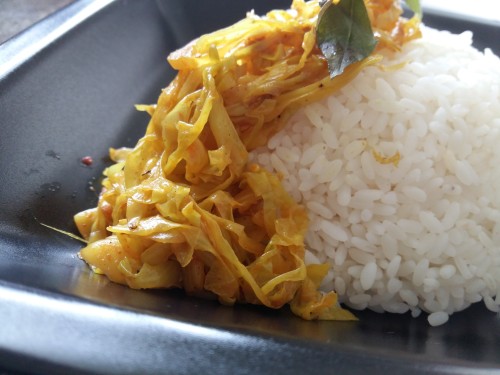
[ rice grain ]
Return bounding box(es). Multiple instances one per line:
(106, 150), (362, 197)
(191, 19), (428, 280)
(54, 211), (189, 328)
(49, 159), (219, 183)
(250, 26), (500, 324)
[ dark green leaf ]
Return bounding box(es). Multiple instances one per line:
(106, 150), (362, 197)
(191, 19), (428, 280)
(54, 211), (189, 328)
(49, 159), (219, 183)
(404, 0), (422, 19)
(316, 0), (377, 79)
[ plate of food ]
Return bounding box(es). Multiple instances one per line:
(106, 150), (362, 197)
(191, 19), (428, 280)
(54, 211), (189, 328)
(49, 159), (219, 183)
(0, 0), (499, 374)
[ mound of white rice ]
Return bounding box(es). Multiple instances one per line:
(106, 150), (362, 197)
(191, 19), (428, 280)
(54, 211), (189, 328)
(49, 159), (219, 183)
(250, 26), (500, 326)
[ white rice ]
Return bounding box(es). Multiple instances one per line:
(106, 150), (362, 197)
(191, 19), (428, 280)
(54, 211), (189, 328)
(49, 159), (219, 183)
(250, 26), (500, 326)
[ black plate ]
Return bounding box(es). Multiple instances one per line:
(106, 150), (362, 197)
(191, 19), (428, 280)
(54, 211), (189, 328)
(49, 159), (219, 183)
(1, 1), (499, 374)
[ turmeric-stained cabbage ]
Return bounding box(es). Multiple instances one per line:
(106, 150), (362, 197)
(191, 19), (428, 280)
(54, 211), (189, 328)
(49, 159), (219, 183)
(75, 0), (419, 320)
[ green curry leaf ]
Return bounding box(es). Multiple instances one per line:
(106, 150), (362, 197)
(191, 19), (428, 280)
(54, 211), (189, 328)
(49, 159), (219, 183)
(404, 0), (422, 19)
(316, 0), (377, 79)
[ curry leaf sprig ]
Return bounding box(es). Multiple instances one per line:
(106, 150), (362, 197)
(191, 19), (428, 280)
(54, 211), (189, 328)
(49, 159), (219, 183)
(405, 0), (422, 19)
(316, 0), (377, 78)
(316, 0), (422, 78)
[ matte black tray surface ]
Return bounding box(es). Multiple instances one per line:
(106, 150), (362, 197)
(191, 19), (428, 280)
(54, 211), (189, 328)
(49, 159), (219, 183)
(1, 1), (499, 374)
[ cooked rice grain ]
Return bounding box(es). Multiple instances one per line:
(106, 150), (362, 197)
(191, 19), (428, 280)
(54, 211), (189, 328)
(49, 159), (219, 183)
(250, 27), (500, 325)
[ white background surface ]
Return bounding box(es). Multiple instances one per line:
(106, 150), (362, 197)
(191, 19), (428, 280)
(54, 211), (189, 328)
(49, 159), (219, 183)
(422, 0), (500, 24)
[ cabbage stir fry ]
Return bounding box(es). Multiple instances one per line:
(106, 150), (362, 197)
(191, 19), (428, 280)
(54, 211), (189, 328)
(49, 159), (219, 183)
(75, 0), (420, 320)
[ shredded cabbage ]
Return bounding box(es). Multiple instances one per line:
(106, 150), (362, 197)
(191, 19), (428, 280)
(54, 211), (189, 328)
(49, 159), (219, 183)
(75, 0), (419, 320)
